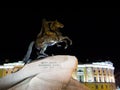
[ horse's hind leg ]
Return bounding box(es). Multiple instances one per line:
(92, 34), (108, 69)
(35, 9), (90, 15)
(37, 45), (48, 59)
(37, 52), (48, 59)
(37, 54), (47, 59)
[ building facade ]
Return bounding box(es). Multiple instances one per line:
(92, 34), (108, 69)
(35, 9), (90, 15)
(0, 61), (24, 78)
(77, 61), (116, 90)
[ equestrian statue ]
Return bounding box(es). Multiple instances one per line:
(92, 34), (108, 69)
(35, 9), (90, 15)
(22, 18), (72, 64)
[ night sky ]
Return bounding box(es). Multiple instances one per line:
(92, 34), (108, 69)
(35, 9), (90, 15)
(0, 8), (120, 73)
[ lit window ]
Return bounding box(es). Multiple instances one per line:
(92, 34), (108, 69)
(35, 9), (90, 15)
(94, 77), (97, 82)
(99, 77), (101, 82)
(104, 77), (106, 82)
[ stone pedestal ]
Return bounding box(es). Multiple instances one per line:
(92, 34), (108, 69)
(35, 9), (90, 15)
(0, 55), (90, 90)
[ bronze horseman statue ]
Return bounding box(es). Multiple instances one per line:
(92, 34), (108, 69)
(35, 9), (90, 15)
(22, 18), (72, 64)
(0, 19), (90, 90)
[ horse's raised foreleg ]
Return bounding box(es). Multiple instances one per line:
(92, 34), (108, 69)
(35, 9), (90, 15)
(59, 36), (72, 49)
(63, 36), (72, 45)
(62, 39), (68, 49)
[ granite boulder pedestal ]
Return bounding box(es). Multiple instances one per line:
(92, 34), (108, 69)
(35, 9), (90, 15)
(0, 55), (90, 90)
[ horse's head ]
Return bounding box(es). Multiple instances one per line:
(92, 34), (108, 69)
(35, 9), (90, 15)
(50, 20), (64, 31)
(54, 20), (64, 28)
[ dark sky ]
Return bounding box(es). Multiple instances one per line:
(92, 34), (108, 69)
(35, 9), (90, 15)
(0, 8), (120, 72)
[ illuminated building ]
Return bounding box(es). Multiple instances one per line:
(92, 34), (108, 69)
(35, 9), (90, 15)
(0, 61), (24, 78)
(77, 61), (116, 90)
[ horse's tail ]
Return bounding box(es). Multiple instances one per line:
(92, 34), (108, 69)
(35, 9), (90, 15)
(22, 41), (35, 64)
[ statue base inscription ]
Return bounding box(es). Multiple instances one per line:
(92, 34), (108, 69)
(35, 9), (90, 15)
(0, 55), (90, 90)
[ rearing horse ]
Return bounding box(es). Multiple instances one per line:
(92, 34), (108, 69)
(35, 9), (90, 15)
(22, 19), (72, 63)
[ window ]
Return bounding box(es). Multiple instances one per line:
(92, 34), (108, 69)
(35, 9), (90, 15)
(104, 69), (107, 75)
(99, 77), (101, 82)
(99, 69), (102, 75)
(104, 77), (106, 82)
(94, 77), (97, 82)
(80, 76), (82, 82)
(101, 85), (103, 89)
(93, 68), (97, 75)
(96, 85), (98, 89)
